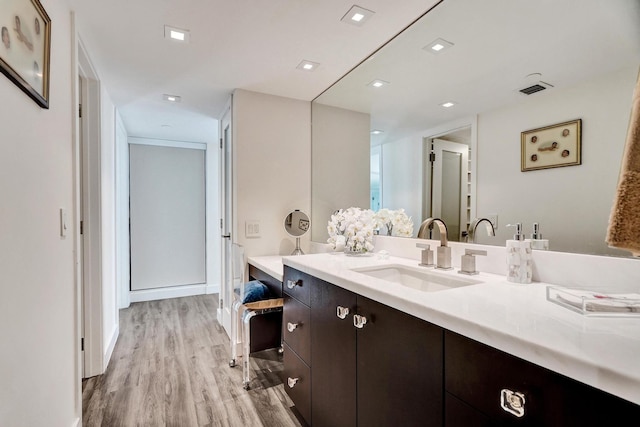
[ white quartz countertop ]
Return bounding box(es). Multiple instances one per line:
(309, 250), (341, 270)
(280, 252), (640, 406)
(248, 256), (284, 282)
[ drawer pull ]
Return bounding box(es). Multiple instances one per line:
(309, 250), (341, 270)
(353, 314), (367, 329)
(287, 377), (299, 388)
(287, 279), (302, 289)
(500, 389), (526, 418)
(287, 322), (299, 332)
(337, 306), (350, 320)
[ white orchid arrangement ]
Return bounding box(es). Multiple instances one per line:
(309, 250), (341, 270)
(373, 208), (414, 237)
(327, 207), (375, 253)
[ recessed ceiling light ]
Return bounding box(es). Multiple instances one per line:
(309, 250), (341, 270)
(368, 79), (389, 88)
(161, 124), (172, 128)
(423, 38), (454, 54)
(163, 94), (182, 103)
(371, 130), (384, 135)
(296, 60), (320, 71)
(341, 5), (375, 26)
(164, 25), (190, 43)
(441, 101), (456, 108)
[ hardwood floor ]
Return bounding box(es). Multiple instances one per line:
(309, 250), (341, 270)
(82, 295), (304, 427)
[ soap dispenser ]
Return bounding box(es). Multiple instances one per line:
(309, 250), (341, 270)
(527, 223), (549, 250)
(506, 223), (533, 284)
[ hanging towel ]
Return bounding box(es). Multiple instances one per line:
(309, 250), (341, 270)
(606, 69), (640, 257)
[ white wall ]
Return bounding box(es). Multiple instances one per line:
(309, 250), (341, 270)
(100, 85), (119, 364)
(115, 112), (130, 309)
(0, 2), (78, 426)
(381, 134), (423, 235)
(233, 89), (311, 257)
(475, 66), (637, 255)
(311, 103), (370, 242)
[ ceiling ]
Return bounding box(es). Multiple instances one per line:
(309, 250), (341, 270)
(67, 0), (441, 143)
(314, 0), (640, 144)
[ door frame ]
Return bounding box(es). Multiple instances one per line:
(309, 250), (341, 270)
(218, 97), (234, 335)
(430, 138), (469, 241)
(73, 33), (105, 381)
(422, 116), (478, 230)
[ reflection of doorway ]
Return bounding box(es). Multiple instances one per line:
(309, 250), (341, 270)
(370, 145), (382, 211)
(424, 127), (472, 242)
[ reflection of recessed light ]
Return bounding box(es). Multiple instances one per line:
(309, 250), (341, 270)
(441, 101), (456, 108)
(424, 38), (454, 54)
(341, 5), (375, 26)
(296, 60), (320, 71)
(164, 25), (190, 43)
(368, 79), (389, 88)
(163, 94), (182, 102)
(371, 129), (384, 135)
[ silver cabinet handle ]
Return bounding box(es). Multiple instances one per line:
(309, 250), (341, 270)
(287, 377), (299, 388)
(500, 389), (526, 417)
(287, 279), (301, 289)
(337, 306), (350, 320)
(353, 314), (367, 329)
(287, 322), (298, 332)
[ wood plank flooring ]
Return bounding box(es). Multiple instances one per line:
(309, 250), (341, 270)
(82, 295), (304, 427)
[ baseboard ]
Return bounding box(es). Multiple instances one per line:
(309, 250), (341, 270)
(206, 283), (220, 294)
(103, 324), (119, 371)
(130, 283), (212, 303)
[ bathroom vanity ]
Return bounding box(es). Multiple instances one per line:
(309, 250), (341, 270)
(281, 253), (640, 427)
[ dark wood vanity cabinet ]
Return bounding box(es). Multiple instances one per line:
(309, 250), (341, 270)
(356, 295), (443, 427)
(283, 266), (314, 425)
(283, 267), (640, 427)
(310, 276), (357, 427)
(284, 266), (443, 427)
(444, 330), (640, 426)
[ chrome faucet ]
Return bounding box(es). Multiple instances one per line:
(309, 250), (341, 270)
(466, 218), (496, 243)
(417, 218), (452, 270)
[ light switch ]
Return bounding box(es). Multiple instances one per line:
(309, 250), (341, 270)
(245, 220), (261, 238)
(60, 208), (68, 238)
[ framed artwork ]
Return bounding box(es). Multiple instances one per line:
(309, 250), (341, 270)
(521, 119), (582, 171)
(0, 0), (51, 108)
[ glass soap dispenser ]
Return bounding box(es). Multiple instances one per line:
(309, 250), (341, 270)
(527, 222), (549, 250)
(506, 223), (532, 284)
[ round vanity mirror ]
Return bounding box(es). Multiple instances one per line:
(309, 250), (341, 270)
(284, 210), (310, 255)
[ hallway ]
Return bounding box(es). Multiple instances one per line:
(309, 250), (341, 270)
(82, 295), (303, 426)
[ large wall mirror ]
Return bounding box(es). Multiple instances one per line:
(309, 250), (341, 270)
(311, 0), (640, 256)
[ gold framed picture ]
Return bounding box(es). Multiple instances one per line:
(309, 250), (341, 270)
(521, 119), (582, 172)
(0, 0), (51, 108)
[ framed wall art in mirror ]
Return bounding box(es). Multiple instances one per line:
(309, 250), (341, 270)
(0, 0), (51, 108)
(521, 119), (582, 172)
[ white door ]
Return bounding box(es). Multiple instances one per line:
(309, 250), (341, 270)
(219, 102), (233, 335)
(430, 139), (469, 241)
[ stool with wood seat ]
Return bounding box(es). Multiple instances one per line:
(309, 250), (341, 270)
(228, 244), (284, 390)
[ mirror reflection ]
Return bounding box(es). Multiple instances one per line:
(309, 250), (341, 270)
(311, 0), (640, 256)
(284, 210), (310, 255)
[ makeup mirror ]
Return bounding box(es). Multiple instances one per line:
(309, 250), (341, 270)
(284, 210), (310, 255)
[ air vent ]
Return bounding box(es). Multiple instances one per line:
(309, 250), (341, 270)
(520, 84), (547, 95)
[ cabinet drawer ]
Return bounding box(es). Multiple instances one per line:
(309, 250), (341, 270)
(283, 342), (311, 425)
(283, 295), (311, 364)
(444, 330), (640, 426)
(283, 266), (311, 306)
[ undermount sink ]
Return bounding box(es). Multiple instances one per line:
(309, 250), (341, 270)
(351, 264), (482, 292)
